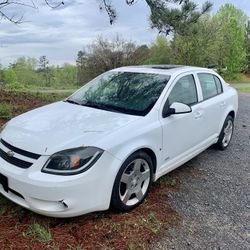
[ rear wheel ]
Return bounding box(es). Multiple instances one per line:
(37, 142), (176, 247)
(111, 151), (153, 211)
(215, 115), (234, 150)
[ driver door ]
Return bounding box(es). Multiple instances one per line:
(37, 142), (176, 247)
(160, 73), (205, 170)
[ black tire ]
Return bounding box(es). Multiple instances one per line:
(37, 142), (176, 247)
(111, 151), (153, 212)
(215, 115), (234, 150)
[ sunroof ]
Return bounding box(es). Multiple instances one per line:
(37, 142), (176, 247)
(148, 65), (185, 70)
(124, 64), (186, 70)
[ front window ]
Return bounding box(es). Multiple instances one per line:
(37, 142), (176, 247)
(67, 71), (170, 116)
(168, 75), (198, 106)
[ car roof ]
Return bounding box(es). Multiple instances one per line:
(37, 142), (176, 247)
(112, 65), (215, 76)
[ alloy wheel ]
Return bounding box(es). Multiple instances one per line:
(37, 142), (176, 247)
(119, 159), (150, 206)
(222, 119), (233, 147)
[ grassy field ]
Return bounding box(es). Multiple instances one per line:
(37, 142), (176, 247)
(226, 73), (250, 83)
(0, 90), (180, 249)
(236, 74), (250, 83)
(0, 90), (70, 126)
(26, 84), (78, 91)
(236, 86), (250, 93)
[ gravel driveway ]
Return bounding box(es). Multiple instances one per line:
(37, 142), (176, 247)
(155, 93), (250, 250)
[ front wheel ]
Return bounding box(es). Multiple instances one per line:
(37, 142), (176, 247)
(215, 115), (234, 150)
(111, 151), (153, 211)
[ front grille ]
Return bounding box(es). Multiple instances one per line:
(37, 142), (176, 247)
(0, 139), (41, 160)
(0, 139), (41, 169)
(0, 148), (33, 169)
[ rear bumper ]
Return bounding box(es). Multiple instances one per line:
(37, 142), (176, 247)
(0, 151), (122, 217)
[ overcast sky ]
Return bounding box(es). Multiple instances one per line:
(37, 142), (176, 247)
(0, 0), (249, 67)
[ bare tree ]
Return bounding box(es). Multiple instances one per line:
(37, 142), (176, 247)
(0, 0), (64, 24)
(76, 36), (149, 85)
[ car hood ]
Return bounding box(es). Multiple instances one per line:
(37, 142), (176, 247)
(1, 101), (140, 155)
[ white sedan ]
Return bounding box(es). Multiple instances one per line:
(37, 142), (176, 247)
(0, 65), (238, 217)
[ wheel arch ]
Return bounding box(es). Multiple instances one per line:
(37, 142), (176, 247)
(112, 145), (159, 181)
(218, 107), (236, 135)
(228, 110), (235, 120)
(133, 147), (157, 175)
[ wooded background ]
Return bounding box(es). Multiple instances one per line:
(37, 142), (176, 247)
(0, 2), (249, 90)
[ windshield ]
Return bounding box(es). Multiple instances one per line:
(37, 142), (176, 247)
(67, 71), (170, 116)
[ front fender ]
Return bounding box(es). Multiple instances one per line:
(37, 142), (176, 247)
(96, 112), (163, 178)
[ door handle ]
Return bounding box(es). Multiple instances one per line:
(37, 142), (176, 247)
(220, 101), (226, 107)
(194, 111), (202, 119)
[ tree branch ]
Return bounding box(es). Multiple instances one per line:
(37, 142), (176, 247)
(0, 0), (64, 24)
(99, 0), (213, 35)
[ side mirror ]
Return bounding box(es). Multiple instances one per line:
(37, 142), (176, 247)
(162, 102), (192, 118)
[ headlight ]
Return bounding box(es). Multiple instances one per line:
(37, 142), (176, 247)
(42, 147), (104, 175)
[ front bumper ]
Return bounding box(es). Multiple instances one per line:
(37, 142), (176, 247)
(0, 151), (122, 217)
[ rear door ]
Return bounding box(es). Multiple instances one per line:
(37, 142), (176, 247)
(196, 72), (225, 137)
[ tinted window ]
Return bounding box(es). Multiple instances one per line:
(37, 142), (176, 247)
(68, 71), (170, 116)
(168, 75), (198, 106)
(198, 73), (221, 100)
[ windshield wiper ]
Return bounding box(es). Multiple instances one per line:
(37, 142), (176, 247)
(65, 99), (133, 115)
(64, 99), (82, 105)
(82, 101), (123, 114)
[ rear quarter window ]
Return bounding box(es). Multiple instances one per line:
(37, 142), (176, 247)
(213, 75), (223, 94)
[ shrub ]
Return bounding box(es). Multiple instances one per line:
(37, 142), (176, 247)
(3, 68), (24, 91)
(0, 104), (13, 119)
(5, 81), (24, 91)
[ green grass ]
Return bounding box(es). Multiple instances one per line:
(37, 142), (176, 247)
(23, 84), (79, 91)
(227, 73), (250, 83)
(237, 74), (250, 83)
(236, 86), (250, 92)
(157, 175), (177, 187)
(30, 92), (71, 102)
(0, 103), (13, 119)
(24, 223), (53, 243)
(4, 90), (71, 103)
(2, 83), (79, 91)
(146, 212), (162, 234)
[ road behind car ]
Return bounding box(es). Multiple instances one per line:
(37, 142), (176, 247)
(155, 92), (250, 249)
